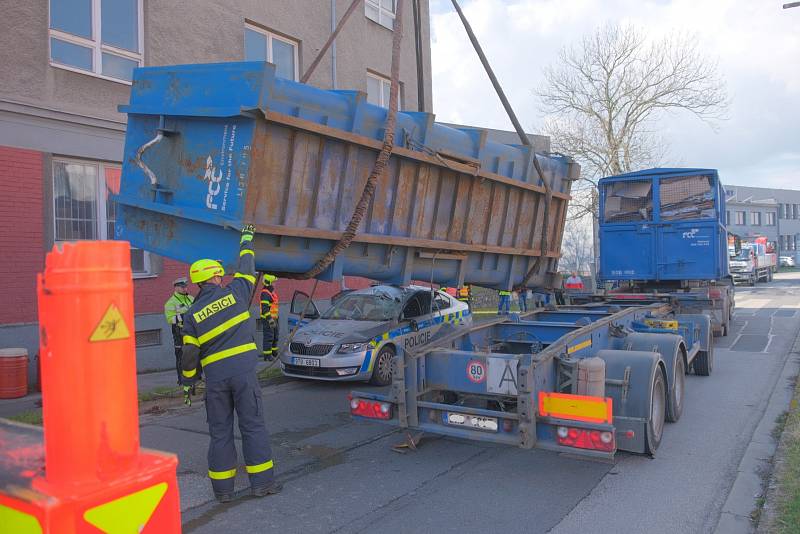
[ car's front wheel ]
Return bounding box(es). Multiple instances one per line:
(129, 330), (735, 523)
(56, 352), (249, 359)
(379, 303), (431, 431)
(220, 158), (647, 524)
(369, 345), (396, 386)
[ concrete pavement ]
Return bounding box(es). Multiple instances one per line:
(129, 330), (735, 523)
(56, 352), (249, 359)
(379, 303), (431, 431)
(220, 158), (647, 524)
(4, 272), (798, 533)
(162, 272), (800, 533)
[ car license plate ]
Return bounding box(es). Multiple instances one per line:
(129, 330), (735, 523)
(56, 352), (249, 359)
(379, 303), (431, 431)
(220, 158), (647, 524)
(445, 412), (498, 432)
(292, 357), (320, 367)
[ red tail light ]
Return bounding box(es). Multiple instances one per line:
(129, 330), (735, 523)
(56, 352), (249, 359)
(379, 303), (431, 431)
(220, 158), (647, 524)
(556, 426), (615, 452)
(709, 288), (722, 299)
(350, 397), (392, 420)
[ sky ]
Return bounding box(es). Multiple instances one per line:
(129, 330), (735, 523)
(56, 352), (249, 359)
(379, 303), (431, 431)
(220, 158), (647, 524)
(428, 0), (800, 189)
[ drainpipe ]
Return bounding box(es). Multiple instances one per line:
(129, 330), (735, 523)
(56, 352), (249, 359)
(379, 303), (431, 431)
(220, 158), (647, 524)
(331, 0), (337, 89)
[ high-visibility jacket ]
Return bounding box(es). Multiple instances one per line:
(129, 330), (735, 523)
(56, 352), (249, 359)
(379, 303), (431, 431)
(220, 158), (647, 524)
(498, 290), (512, 296)
(564, 276), (585, 290)
(181, 237), (258, 384)
(164, 292), (194, 325)
(444, 287), (457, 297)
(260, 288), (279, 320)
(457, 286), (470, 301)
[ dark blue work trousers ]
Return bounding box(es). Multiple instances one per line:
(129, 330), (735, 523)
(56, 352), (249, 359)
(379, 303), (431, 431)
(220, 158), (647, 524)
(205, 371), (275, 495)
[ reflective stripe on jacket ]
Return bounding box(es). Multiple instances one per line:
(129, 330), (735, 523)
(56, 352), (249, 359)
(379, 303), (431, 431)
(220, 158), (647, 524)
(260, 288), (279, 319)
(164, 292), (194, 324)
(181, 239), (258, 383)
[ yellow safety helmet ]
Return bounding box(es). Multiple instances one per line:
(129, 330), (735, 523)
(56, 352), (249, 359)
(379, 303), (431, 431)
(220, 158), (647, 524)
(189, 259), (225, 284)
(263, 273), (278, 284)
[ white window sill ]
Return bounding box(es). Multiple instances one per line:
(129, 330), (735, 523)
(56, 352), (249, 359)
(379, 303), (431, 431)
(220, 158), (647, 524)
(365, 16), (394, 31)
(132, 272), (157, 280)
(50, 61), (133, 86)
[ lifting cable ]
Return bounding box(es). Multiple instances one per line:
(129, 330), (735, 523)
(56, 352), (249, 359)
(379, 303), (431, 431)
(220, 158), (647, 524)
(257, 0), (404, 359)
(281, 0), (405, 282)
(450, 0), (553, 289)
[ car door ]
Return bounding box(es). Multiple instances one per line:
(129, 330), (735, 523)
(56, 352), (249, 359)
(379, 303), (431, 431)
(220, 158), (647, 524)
(397, 290), (438, 352)
(287, 290), (320, 330)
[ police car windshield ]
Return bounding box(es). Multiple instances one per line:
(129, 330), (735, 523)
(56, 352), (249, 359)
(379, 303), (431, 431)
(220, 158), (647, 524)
(320, 292), (400, 321)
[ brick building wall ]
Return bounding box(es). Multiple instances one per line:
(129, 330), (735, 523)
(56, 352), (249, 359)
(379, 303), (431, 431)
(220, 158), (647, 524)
(0, 146), (44, 324)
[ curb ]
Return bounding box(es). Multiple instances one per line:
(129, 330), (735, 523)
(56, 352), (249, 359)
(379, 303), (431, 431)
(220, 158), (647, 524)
(714, 329), (800, 533)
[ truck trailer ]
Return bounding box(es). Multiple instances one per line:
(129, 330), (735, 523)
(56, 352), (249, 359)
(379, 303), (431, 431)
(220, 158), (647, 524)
(115, 64), (725, 460)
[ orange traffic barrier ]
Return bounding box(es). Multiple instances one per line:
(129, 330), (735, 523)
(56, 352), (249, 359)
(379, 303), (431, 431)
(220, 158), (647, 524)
(0, 241), (180, 533)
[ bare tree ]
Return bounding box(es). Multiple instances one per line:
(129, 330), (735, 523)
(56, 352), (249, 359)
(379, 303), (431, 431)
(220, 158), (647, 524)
(537, 23), (728, 219)
(560, 218), (593, 274)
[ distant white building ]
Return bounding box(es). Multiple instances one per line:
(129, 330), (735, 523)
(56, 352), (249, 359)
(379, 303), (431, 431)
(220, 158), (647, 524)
(724, 185), (800, 259)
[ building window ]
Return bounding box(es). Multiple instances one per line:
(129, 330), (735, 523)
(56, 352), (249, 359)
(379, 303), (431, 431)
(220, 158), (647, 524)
(766, 212), (776, 226)
(725, 210), (730, 226)
(750, 212), (761, 226)
(366, 0), (396, 30)
(366, 71), (401, 109)
(735, 211), (746, 225)
(780, 204), (786, 219)
(49, 0), (143, 83)
(244, 24), (299, 81)
(53, 158), (152, 276)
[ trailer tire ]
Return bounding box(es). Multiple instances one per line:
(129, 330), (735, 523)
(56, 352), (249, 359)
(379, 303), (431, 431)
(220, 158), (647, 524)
(646, 368), (667, 455)
(666, 351), (685, 423)
(369, 345), (396, 386)
(748, 276), (755, 287)
(768, 269), (773, 282)
(693, 342), (714, 376)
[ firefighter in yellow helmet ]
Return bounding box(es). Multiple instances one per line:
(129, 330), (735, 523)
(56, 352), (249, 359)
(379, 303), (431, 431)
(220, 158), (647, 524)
(260, 274), (279, 361)
(180, 225), (281, 502)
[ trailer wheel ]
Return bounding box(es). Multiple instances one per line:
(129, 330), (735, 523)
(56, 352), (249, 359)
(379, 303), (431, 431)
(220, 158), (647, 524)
(645, 368), (667, 455)
(768, 269), (773, 282)
(693, 341), (714, 376)
(748, 275), (755, 287)
(369, 345), (396, 386)
(666, 352), (685, 423)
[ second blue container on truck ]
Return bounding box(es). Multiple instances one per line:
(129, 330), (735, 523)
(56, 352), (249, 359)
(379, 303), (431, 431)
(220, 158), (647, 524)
(591, 168), (735, 337)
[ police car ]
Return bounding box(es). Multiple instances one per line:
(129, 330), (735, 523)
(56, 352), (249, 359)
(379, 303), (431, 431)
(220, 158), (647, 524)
(280, 285), (472, 385)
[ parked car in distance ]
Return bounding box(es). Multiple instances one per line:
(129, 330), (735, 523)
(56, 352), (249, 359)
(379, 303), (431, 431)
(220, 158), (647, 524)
(779, 256), (796, 267)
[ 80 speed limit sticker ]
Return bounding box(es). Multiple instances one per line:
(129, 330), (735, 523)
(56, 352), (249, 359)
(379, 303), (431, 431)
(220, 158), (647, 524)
(466, 359), (486, 383)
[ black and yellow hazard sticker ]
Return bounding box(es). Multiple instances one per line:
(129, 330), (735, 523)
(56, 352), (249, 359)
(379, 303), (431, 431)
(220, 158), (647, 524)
(89, 303), (131, 342)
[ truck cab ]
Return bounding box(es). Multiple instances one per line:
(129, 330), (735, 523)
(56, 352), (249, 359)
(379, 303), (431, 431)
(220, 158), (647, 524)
(729, 237), (777, 285)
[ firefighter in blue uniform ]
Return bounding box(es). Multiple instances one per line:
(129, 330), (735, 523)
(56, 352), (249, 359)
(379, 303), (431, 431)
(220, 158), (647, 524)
(260, 274), (279, 361)
(180, 224), (281, 502)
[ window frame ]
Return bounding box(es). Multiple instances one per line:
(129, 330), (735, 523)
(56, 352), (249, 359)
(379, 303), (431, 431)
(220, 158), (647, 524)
(48, 0), (144, 84)
(750, 211), (761, 226)
(244, 23), (300, 81)
(366, 71), (401, 109)
(766, 212), (776, 226)
(365, 0), (396, 30)
(734, 211), (746, 226)
(52, 156), (153, 277)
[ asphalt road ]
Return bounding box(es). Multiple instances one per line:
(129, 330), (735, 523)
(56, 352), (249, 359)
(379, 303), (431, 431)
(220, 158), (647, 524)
(143, 272), (800, 534)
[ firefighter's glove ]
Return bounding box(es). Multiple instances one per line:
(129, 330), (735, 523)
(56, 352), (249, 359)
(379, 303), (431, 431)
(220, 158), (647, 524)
(182, 385), (193, 406)
(241, 224), (255, 244)
(267, 317), (277, 330)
